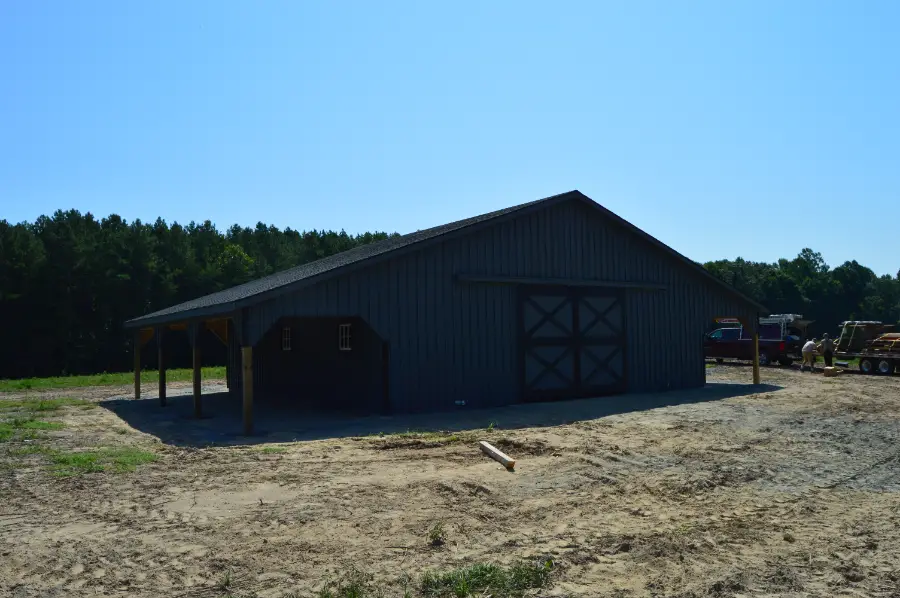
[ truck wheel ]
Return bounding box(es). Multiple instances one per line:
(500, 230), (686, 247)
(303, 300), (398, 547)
(859, 358), (875, 374)
(758, 351), (770, 366)
(716, 358), (724, 364)
(876, 359), (894, 375)
(779, 358), (793, 367)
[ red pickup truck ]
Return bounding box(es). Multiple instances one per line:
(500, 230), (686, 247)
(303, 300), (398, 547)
(704, 316), (811, 367)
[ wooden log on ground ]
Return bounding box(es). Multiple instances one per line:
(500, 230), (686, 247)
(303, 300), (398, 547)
(823, 367), (841, 377)
(480, 441), (516, 470)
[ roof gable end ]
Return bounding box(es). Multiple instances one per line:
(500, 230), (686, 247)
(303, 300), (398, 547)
(125, 190), (765, 328)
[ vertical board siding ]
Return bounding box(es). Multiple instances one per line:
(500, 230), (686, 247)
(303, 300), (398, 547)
(244, 199), (759, 413)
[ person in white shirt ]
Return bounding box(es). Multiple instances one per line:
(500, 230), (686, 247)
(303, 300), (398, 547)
(801, 338), (818, 372)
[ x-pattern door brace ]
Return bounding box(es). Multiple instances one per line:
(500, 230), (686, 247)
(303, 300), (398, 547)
(525, 296), (571, 338)
(527, 346), (575, 389)
(581, 345), (623, 383)
(579, 297), (620, 337)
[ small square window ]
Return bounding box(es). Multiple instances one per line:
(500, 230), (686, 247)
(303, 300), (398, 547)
(338, 323), (352, 351)
(282, 327), (292, 351)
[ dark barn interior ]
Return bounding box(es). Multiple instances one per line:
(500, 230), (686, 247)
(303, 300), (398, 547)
(251, 317), (387, 414)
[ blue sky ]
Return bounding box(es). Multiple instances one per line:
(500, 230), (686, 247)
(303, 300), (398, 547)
(2, 1), (898, 275)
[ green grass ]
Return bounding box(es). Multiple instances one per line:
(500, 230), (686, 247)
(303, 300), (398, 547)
(420, 561), (554, 598)
(428, 521), (446, 547)
(49, 447), (158, 477)
(317, 568), (378, 598)
(2, 443), (53, 468)
(0, 397), (96, 411)
(9, 444), (54, 457)
(13, 418), (64, 431)
(260, 446), (287, 454)
(316, 561), (554, 598)
(216, 570), (234, 592)
(0, 418), (64, 442)
(0, 366), (226, 392)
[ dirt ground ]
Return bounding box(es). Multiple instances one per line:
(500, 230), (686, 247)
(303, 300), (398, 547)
(2, 366), (900, 597)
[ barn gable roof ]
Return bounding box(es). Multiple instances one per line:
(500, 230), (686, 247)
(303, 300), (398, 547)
(125, 190), (766, 328)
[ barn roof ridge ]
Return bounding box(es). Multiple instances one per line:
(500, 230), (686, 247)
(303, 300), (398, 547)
(126, 190), (765, 328)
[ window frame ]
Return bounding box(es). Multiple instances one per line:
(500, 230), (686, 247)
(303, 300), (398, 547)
(338, 323), (352, 351)
(281, 326), (292, 352)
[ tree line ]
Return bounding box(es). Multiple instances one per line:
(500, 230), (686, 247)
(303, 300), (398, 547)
(0, 210), (395, 379)
(704, 249), (900, 335)
(1, 210), (898, 380)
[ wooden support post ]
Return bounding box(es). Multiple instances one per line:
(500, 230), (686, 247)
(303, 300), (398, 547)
(157, 327), (166, 407)
(752, 332), (761, 385)
(242, 346), (253, 435)
(190, 322), (203, 419)
(192, 342), (202, 418)
(133, 331), (141, 400)
(381, 342), (391, 415)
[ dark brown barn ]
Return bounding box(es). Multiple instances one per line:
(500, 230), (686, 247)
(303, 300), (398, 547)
(125, 191), (765, 433)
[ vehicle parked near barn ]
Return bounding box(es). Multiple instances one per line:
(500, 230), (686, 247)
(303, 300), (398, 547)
(705, 314), (812, 367)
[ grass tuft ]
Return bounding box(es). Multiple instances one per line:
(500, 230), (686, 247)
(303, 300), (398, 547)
(428, 521), (446, 547)
(260, 446), (288, 454)
(0, 418), (64, 443)
(10, 444), (54, 457)
(0, 367), (226, 392)
(315, 560), (554, 598)
(0, 397), (95, 411)
(217, 570), (234, 591)
(50, 447), (158, 476)
(421, 560), (554, 598)
(11, 418), (64, 431)
(317, 567), (376, 598)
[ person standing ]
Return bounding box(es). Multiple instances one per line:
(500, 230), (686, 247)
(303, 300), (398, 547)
(802, 338), (818, 372)
(818, 333), (834, 368)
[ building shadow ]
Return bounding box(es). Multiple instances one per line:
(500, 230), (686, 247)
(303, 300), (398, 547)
(100, 382), (783, 448)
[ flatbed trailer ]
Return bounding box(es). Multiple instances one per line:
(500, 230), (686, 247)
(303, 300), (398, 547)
(835, 351), (900, 375)
(834, 321), (899, 375)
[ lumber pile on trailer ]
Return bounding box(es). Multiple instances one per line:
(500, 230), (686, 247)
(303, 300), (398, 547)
(836, 321), (894, 353)
(865, 333), (900, 354)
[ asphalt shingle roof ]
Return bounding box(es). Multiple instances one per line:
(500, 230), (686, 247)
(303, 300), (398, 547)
(126, 192), (564, 327)
(126, 190), (766, 328)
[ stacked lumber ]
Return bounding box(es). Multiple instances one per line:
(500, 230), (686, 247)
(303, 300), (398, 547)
(836, 321), (894, 353)
(864, 333), (900, 355)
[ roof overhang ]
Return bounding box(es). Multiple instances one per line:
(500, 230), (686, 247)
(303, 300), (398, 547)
(123, 303), (237, 330)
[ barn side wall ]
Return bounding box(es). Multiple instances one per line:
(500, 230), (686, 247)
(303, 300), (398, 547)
(245, 200), (757, 413)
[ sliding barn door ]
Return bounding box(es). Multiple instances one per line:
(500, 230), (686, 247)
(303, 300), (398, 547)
(519, 286), (626, 401)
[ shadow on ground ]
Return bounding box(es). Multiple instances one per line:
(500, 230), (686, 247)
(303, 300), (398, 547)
(100, 382), (782, 447)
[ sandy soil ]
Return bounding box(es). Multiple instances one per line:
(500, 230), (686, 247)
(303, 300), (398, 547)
(2, 366), (900, 597)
